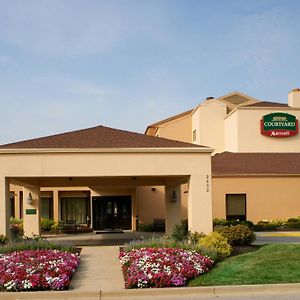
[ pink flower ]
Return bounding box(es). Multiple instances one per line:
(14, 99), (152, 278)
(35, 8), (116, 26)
(119, 248), (213, 288)
(0, 249), (80, 291)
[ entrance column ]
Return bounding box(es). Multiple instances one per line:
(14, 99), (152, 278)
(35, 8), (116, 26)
(0, 177), (11, 238)
(23, 185), (41, 237)
(165, 185), (182, 234)
(53, 189), (59, 222)
(188, 174), (212, 234)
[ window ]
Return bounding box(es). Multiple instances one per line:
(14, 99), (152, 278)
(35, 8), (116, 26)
(192, 130), (197, 142)
(226, 194), (246, 221)
(19, 191), (23, 219)
(61, 197), (89, 224)
(41, 197), (53, 219)
(10, 192), (15, 218)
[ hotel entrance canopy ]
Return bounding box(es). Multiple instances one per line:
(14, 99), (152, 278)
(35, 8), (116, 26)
(0, 125), (213, 237)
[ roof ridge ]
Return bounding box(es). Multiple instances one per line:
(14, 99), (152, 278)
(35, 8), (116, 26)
(0, 124), (206, 149)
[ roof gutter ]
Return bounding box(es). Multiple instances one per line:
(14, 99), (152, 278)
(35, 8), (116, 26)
(0, 147), (213, 154)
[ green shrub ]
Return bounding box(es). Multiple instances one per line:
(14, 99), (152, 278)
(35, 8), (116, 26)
(51, 222), (59, 232)
(216, 225), (255, 245)
(171, 219), (188, 242)
(41, 218), (55, 232)
(240, 220), (254, 229)
(253, 222), (278, 231)
(0, 235), (7, 244)
(9, 217), (24, 242)
(0, 240), (76, 254)
(269, 219), (287, 227)
(138, 223), (155, 232)
(125, 235), (219, 262)
(213, 218), (254, 229)
(188, 231), (206, 244)
(213, 218), (227, 226)
(286, 221), (300, 229)
(198, 231), (232, 260)
(287, 218), (299, 223)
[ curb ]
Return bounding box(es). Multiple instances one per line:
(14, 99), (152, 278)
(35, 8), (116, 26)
(1, 283), (300, 299)
(101, 283), (300, 297)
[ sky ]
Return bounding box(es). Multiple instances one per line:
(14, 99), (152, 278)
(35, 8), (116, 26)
(0, 0), (300, 144)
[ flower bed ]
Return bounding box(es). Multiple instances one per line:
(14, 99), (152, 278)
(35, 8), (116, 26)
(0, 249), (80, 291)
(120, 248), (213, 288)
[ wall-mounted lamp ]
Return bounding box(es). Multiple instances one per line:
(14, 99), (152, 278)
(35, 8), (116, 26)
(27, 193), (33, 205)
(171, 190), (177, 203)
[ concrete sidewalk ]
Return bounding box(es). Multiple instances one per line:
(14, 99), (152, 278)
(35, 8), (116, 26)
(70, 246), (125, 292)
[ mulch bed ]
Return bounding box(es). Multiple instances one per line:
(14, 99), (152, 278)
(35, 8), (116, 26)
(231, 245), (261, 256)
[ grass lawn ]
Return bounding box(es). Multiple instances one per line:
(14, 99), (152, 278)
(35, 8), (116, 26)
(189, 244), (300, 286)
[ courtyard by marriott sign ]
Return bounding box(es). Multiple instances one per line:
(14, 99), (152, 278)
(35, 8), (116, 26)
(261, 112), (298, 137)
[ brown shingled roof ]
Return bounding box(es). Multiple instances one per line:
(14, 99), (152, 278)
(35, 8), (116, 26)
(0, 125), (204, 149)
(244, 101), (289, 108)
(146, 109), (193, 128)
(212, 152), (300, 176)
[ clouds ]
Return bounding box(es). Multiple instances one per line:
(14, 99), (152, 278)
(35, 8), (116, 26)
(0, 0), (172, 57)
(0, 55), (15, 66)
(0, 1), (125, 56)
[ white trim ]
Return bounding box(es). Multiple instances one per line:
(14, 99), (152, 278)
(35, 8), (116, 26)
(0, 147), (213, 154)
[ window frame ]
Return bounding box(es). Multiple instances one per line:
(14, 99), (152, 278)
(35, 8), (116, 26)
(225, 193), (247, 221)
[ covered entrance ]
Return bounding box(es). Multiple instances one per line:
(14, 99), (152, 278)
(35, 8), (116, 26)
(0, 124), (213, 238)
(92, 196), (131, 230)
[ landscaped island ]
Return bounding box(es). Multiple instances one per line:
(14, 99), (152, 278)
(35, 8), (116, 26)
(0, 221), (80, 294)
(120, 220), (255, 289)
(0, 249), (80, 291)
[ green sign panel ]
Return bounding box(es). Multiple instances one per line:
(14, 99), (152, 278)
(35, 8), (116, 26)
(261, 112), (298, 137)
(26, 209), (37, 215)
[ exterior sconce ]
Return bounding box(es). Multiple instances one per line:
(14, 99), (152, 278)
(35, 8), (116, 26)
(27, 193), (33, 205)
(171, 190), (177, 203)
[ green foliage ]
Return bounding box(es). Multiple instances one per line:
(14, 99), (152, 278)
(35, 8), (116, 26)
(286, 221), (300, 229)
(253, 217), (300, 231)
(0, 235), (7, 244)
(9, 217), (24, 242)
(287, 217), (299, 222)
(124, 235), (218, 262)
(171, 219), (188, 242)
(41, 218), (55, 232)
(51, 222), (59, 232)
(213, 218), (228, 226)
(189, 231), (206, 244)
(0, 239), (76, 254)
(138, 223), (156, 232)
(253, 222), (278, 231)
(216, 225), (256, 245)
(198, 231), (232, 260)
(213, 218), (253, 229)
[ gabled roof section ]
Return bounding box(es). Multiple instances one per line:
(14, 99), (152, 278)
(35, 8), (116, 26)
(0, 125), (205, 149)
(243, 101), (289, 108)
(212, 152), (300, 176)
(145, 109), (193, 134)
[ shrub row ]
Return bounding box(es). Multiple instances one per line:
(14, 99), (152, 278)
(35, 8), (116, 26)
(213, 218), (254, 229)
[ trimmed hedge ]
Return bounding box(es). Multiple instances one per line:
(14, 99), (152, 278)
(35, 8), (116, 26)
(215, 225), (256, 245)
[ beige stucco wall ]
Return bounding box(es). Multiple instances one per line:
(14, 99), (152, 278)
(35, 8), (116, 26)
(154, 115), (192, 143)
(192, 100), (227, 153)
(212, 176), (300, 222)
(224, 110), (239, 152)
(225, 108), (300, 152)
(136, 186), (165, 224)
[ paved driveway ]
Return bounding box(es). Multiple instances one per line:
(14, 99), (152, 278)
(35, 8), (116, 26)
(254, 231), (300, 244)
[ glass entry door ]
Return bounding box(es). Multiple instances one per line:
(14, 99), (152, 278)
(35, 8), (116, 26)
(92, 196), (132, 230)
